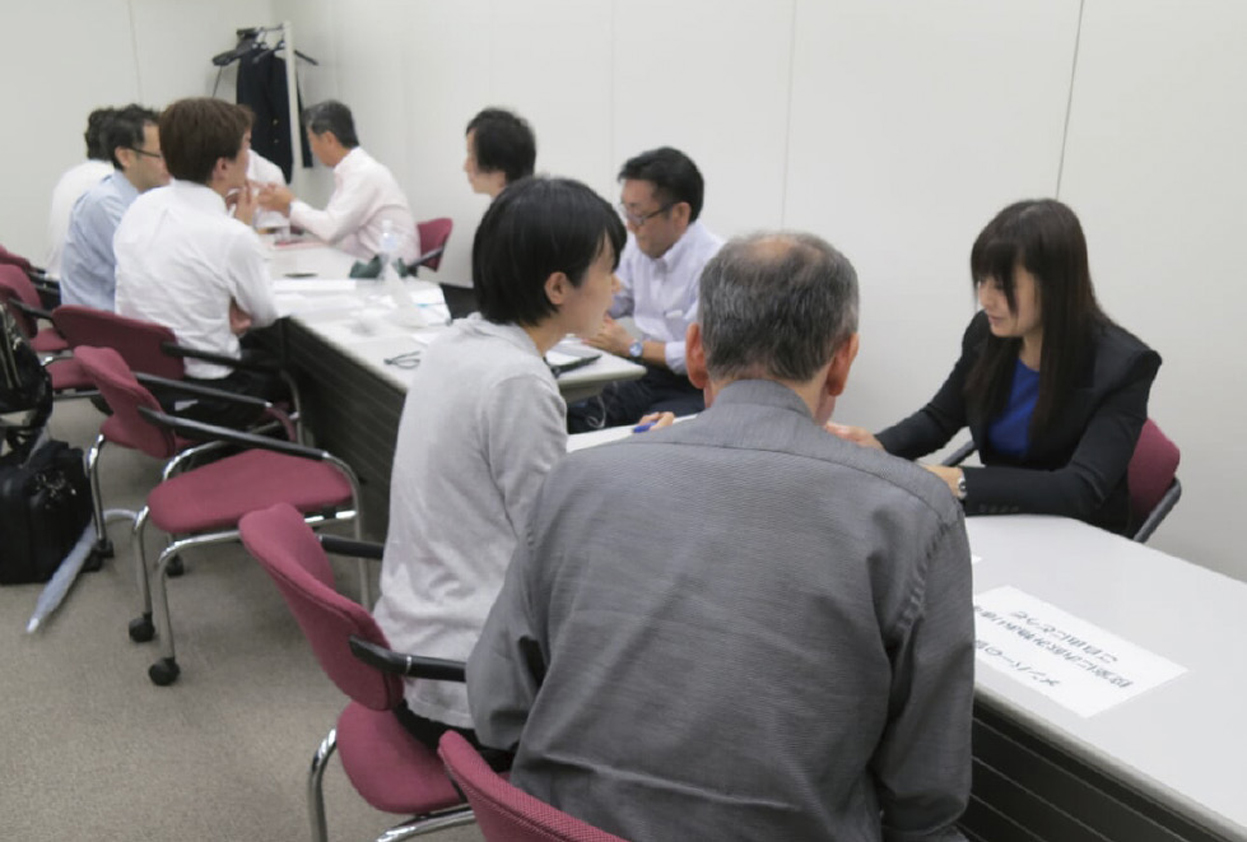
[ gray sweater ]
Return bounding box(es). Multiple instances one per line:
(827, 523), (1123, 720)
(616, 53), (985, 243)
(469, 379), (974, 842)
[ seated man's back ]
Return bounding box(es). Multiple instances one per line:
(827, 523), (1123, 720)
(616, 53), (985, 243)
(470, 233), (974, 842)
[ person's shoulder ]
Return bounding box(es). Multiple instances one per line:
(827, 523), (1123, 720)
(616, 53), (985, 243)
(1092, 318), (1161, 381)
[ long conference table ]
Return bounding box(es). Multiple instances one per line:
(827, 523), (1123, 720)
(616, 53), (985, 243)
(570, 428), (1246, 842)
(264, 243), (1246, 841)
(261, 241), (644, 535)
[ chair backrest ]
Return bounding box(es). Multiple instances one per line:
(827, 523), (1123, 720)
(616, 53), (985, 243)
(239, 503), (405, 711)
(415, 217), (454, 272)
(1128, 418), (1180, 527)
(52, 305), (186, 380)
(0, 264), (42, 338)
(438, 732), (632, 842)
(0, 244), (33, 273)
(74, 345), (180, 459)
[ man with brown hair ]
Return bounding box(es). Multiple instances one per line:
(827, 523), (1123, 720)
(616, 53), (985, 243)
(114, 97), (281, 428)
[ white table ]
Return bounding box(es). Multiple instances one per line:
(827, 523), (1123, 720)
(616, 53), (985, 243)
(260, 242), (644, 536)
(963, 516), (1246, 842)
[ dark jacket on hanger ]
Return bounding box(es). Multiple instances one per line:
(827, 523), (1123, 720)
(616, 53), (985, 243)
(236, 49), (311, 182)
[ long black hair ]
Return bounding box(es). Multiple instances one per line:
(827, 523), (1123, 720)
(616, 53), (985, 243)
(965, 199), (1108, 435)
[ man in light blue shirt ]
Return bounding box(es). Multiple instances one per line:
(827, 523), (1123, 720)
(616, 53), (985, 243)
(61, 104), (168, 310)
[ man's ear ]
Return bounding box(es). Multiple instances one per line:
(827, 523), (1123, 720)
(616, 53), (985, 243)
(543, 271), (571, 308)
(671, 201), (692, 229)
(114, 146), (134, 171)
(825, 333), (860, 397)
(685, 322), (709, 389)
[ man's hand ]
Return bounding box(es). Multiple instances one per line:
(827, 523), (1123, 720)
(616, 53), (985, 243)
(229, 299), (253, 335)
(257, 183), (295, 215)
(228, 182), (258, 227)
(633, 411), (677, 433)
(586, 315), (634, 356)
(825, 423), (884, 450)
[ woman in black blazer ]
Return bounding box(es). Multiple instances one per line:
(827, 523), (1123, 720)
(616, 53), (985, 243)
(831, 199), (1160, 534)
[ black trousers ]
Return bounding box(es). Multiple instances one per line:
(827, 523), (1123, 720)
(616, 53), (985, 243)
(566, 365), (704, 433)
(393, 702), (513, 772)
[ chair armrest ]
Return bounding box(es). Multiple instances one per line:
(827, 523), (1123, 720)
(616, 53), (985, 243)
(136, 373), (273, 408)
(1133, 478), (1182, 543)
(349, 636), (466, 682)
(319, 534), (384, 560)
(137, 407), (330, 461)
(10, 298), (54, 322)
(941, 440), (978, 467)
(160, 342), (281, 374)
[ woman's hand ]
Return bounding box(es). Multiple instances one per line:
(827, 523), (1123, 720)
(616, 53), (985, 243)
(922, 464), (964, 498)
(825, 423), (884, 450)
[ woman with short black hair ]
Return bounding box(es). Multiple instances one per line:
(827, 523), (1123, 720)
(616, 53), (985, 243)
(373, 176), (626, 755)
(831, 199), (1160, 534)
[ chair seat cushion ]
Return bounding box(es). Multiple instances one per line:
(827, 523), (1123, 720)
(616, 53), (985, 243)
(336, 702), (464, 815)
(147, 449), (353, 534)
(49, 357), (94, 391)
(32, 329), (70, 355)
(101, 414), (195, 454)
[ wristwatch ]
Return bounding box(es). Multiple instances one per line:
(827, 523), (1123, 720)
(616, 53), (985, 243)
(955, 472), (968, 501)
(627, 339), (644, 360)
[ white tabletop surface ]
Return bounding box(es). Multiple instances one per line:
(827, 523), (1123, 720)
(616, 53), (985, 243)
(262, 242), (645, 394)
(967, 515), (1247, 838)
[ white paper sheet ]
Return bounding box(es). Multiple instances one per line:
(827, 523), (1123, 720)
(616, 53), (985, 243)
(973, 585), (1187, 717)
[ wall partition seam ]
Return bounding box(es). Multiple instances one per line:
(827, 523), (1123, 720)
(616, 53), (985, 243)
(1055, 0), (1087, 198)
(126, 0), (143, 102)
(779, 0), (798, 229)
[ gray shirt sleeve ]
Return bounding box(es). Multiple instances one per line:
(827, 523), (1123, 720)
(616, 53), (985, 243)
(874, 516), (975, 842)
(467, 527), (544, 751)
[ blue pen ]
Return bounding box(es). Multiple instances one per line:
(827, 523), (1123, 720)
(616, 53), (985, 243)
(632, 421), (657, 433)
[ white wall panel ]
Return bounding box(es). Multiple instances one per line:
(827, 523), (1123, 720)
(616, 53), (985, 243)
(1059, 0), (1247, 578)
(1, 1), (139, 260)
(613, 0), (795, 237)
(784, 0), (1080, 442)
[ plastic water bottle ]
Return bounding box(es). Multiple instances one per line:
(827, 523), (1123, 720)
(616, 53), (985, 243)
(380, 220), (426, 326)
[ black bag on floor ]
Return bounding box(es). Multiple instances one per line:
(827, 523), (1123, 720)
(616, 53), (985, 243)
(0, 440), (92, 585)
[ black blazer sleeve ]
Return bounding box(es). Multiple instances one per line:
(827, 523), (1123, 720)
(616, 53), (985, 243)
(961, 327), (1160, 529)
(876, 314), (986, 460)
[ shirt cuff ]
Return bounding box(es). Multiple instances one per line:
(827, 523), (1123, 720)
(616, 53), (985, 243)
(288, 200), (312, 227)
(664, 340), (687, 374)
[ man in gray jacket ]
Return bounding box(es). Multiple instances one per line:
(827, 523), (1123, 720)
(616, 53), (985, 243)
(468, 232), (974, 842)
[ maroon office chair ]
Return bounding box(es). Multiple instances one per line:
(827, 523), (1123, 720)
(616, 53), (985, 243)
(239, 503), (473, 842)
(941, 417), (1182, 542)
(55, 306), (305, 559)
(412, 217), (453, 273)
(0, 264), (69, 355)
(1127, 418), (1181, 542)
(439, 732), (632, 842)
(75, 346), (362, 687)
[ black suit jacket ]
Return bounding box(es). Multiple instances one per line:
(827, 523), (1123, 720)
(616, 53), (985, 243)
(877, 311), (1161, 534)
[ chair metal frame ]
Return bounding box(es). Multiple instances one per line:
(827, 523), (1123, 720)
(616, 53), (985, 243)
(128, 409), (364, 686)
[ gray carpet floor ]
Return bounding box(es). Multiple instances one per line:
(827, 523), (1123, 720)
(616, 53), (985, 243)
(0, 399), (483, 842)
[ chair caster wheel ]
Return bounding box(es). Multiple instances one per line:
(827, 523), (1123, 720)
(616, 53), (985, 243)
(129, 615), (155, 643)
(166, 555), (185, 577)
(148, 658), (181, 686)
(84, 539), (113, 572)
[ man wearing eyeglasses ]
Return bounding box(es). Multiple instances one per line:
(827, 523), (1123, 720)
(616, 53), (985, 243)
(568, 146), (723, 431)
(61, 104), (169, 311)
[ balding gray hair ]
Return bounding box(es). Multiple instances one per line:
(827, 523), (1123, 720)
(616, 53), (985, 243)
(699, 232), (859, 383)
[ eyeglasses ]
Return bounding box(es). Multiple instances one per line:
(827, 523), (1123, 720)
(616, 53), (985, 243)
(128, 147), (164, 160)
(617, 202), (674, 228)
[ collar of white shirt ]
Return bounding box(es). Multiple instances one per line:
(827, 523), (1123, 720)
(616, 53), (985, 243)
(169, 179), (228, 214)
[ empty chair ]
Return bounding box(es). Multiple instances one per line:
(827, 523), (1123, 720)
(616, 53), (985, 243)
(75, 346), (362, 686)
(238, 502), (473, 842)
(411, 217), (453, 273)
(1127, 418), (1181, 543)
(439, 731), (631, 842)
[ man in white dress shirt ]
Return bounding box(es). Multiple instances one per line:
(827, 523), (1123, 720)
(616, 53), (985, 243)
(44, 108), (116, 278)
(256, 100), (418, 262)
(568, 146), (724, 431)
(61, 105), (168, 311)
(114, 97), (282, 429)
